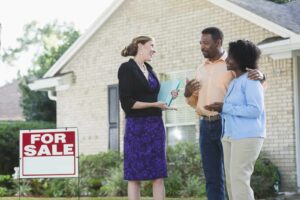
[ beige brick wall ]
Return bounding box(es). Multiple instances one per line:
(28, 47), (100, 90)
(56, 0), (297, 189)
(262, 57), (296, 190)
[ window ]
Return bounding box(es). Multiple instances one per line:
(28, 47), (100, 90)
(161, 70), (197, 146)
(108, 85), (119, 151)
(166, 125), (197, 146)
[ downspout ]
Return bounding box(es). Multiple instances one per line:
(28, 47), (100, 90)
(48, 90), (57, 101)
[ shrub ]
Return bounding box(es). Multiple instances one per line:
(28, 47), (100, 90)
(140, 142), (205, 198)
(2, 142), (280, 198)
(251, 155), (280, 199)
(0, 187), (8, 197)
(164, 171), (183, 197)
(9, 151), (122, 197)
(167, 142), (203, 179)
(100, 164), (127, 196)
(0, 175), (15, 196)
(0, 121), (55, 174)
(44, 178), (78, 197)
(141, 180), (152, 197)
(27, 179), (45, 196)
(180, 175), (204, 197)
(0, 175), (14, 190)
(79, 151), (122, 196)
(166, 142), (205, 197)
(15, 180), (31, 196)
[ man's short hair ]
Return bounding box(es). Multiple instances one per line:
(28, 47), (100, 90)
(202, 27), (224, 43)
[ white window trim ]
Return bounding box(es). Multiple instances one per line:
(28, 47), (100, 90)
(259, 38), (300, 60)
(293, 50), (300, 188)
(165, 122), (196, 128)
(28, 72), (75, 92)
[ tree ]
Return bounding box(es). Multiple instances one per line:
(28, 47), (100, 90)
(0, 121), (55, 175)
(1, 21), (80, 122)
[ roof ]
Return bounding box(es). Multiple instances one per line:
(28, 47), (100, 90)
(43, 0), (125, 78)
(41, 0), (300, 80)
(0, 80), (24, 121)
(229, 0), (300, 34)
(208, 0), (298, 37)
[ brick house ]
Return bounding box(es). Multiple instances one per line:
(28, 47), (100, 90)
(0, 80), (24, 121)
(29, 0), (300, 190)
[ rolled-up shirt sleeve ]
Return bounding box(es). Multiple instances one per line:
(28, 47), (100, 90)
(185, 67), (201, 109)
(185, 93), (198, 109)
(118, 64), (136, 113)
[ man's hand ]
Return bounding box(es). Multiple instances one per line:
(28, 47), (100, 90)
(204, 102), (224, 113)
(184, 79), (201, 97)
(247, 68), (265, 82)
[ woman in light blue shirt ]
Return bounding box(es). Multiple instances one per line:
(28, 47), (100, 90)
(205, 39), (265, 200)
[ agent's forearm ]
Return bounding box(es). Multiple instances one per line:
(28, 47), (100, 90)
(132, 101), (158, 109)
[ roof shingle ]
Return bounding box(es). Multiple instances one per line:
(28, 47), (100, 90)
(229, 0), (300, 34)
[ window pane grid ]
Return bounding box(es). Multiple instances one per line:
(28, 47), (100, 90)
(160, 70), (197, 145)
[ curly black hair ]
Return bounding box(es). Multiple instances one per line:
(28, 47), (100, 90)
(228, 40), (261, 71)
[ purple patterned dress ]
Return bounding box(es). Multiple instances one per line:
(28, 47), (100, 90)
(124, 71), (167, 180)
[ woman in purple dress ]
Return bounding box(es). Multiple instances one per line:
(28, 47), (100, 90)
(118, 36), (177, 200)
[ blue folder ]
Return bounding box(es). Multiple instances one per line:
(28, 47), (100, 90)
(157, 80), (181, 106)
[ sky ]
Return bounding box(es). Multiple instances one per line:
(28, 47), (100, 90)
(0, 0), (113, 87)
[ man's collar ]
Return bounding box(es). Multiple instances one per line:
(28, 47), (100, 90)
(204, 51), (227, 64)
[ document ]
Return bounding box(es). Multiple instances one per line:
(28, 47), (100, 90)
(157, 80), (181, 106)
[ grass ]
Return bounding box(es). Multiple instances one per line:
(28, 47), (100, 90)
(1, 198), (206, 200)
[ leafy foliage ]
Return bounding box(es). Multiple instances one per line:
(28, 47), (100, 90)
(0, 175), (14, 196)
(140, 142), (204, 197)
(100, 165), (127, 196)
(79, 151), (122, 196)
(0, 142), (280, 198)
(1, 21), (80, 122)
(251, 155), (280, 198)
(165, 142), (204, 197)
(0, 121), (55, 174)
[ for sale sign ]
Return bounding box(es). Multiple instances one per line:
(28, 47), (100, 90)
(19, 128), (78, 178)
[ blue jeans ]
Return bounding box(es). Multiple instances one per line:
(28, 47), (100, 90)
(199, 118), (225, 200)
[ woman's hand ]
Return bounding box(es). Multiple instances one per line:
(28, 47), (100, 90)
(204, 102), (224, 113)
(154, 102), (177, 111)
(154, 102), (168, 109)
(171, 89), (179, 99)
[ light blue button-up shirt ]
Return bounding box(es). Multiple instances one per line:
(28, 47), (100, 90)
(221, 72), (266, 140)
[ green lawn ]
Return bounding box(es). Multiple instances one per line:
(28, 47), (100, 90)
(1, 198), (206, 200)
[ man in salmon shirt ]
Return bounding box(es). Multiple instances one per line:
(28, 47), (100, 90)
(184, 27), (265, 200)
